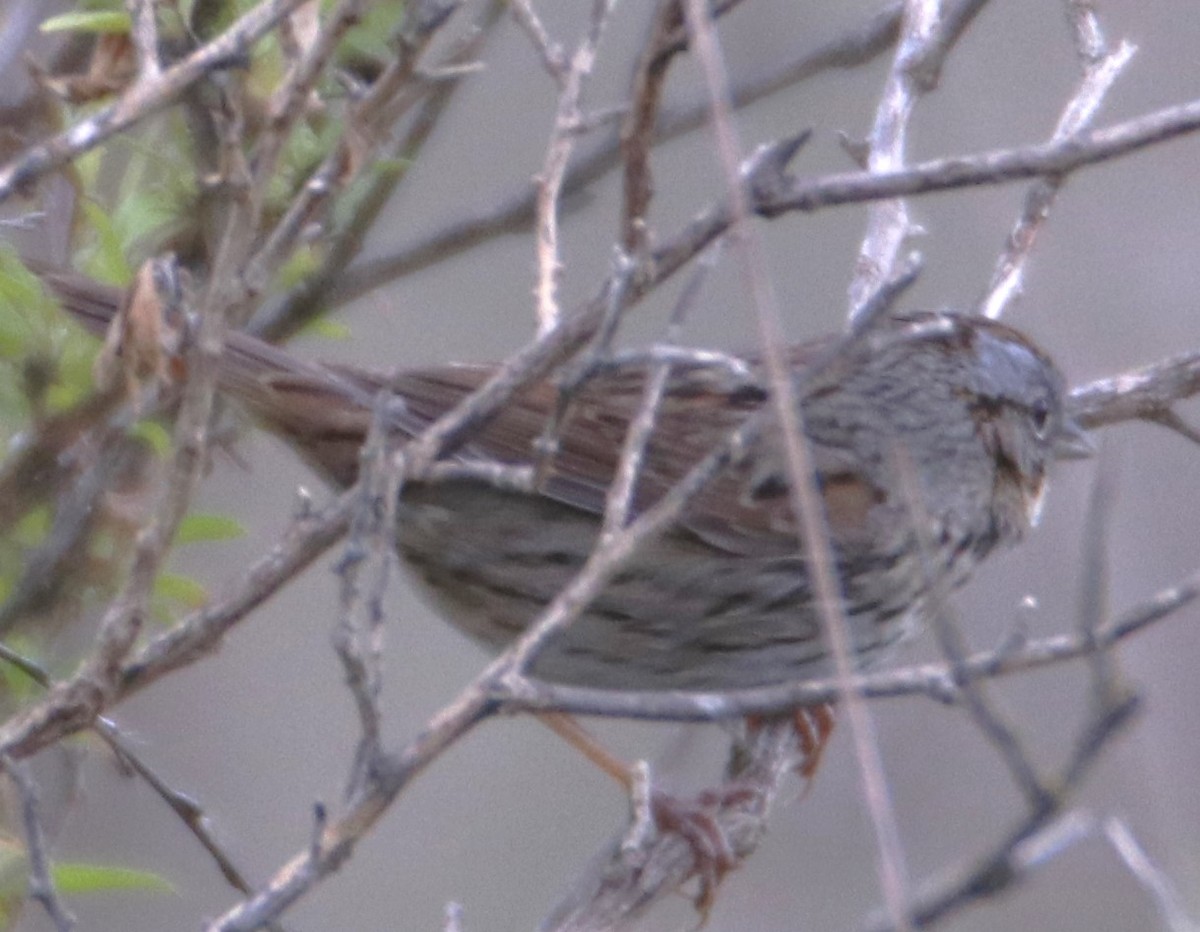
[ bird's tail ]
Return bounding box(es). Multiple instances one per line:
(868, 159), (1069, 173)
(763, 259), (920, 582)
(41, 265), (380, 487)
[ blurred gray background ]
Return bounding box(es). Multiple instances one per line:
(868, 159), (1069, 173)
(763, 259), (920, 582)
(7, 0), (1200, 928)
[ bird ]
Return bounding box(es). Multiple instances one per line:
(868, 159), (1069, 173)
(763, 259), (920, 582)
(46, 265), (1092, 696)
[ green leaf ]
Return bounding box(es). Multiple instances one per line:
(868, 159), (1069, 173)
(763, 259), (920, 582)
(175, 513), (245, 545)
(40, 11), (132, 35)
(153, 573), (208, 609)
(43, 330), (99, 412)
(52, 863), (172, 895)
(0, 250), (51, 314)
(275, 246), (321, 291)
(131, 420), (172, 457)
(341, 3), (408, 64)
(13, 506), (50, 548)
(78, 201), (132, 287)
(371, 156), (410, 178)
(0, 306), (27, 359)
(0, 249), (51, 359)
(0, 640), (41, 699)
(302, 318), (351, 341)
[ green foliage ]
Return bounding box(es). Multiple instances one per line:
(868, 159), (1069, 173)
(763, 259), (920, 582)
(302, 317), (352, 341)
(265, 120), (333, 219)
(130, 419), (172, 458)
(0, 251), (58, 360)
(174, 513), (246, 545)
(275, 245), (322, 290)
(77, 201), (133, 288)
(74, 119), (198, 283)
(152, 572), (209, 613)
(0, 638), (42, 700)
(330, 156), (408, 233)
(53, 862), (173, 895)
(338, 2), (410, 69)
(0, 838), (168, 927)
(39, 10), (131, 35)
(0, 254), (108, 640)
(0, 249), (98, 436)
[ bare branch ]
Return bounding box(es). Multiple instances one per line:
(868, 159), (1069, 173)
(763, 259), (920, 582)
(618, 0), (684, 255)
(326, 1), (906, 306)
(682, 0), (914, 919)
(871, 695), (1139, 930)
(515, 0), (619, 335)
(126, 0), (162, 78)
(847, 0), (948, 322)
(979, 4), (1135, 319)
(492, 567), (1199, 721)
(0, 0), (312, 204)
(249, 0), (367, 224)
(1104, 817), (1200, 932)
(1069, 349), (1200, 434)
(254, 1), (505, 342)
(243, 0), (460, 310)
(0, 754), (76, 932)
(543, 719), (801, 931)
(892, 444), (1054, 814)
(365, 97), (1200, 473)
(334, 394), (401, 800)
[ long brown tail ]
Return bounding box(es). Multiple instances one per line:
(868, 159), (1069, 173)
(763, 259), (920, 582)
(41, 267), (384, 486)
(41, 268), (123, 340)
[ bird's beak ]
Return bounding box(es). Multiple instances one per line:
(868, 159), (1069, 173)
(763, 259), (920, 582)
(1054, 416), (1096, 460)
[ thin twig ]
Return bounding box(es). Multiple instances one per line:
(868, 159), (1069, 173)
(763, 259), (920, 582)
(324, 1), (907, 307)
(846, 0), (947, 323)
(255, 0), (505, 342)
(1104, 816), (1200, 932)
(334, 392), (400, 800)
(0, 645), (262, 902)
(493, 567), (1199, 721)
(978, 2), (1135, 320)
(618, 0), (683, 256)
(868, 695), (1139, 931)
(368, 94), (1200, 485)
(1069, 348), (1200, 434)
(507, 0), (566, 79)
(249, 0), (368, 231)
(0, 0), (312, 204)
(93, 719), (270, 906)
(514, 0), (618, 336)
(243, 0), (458, 308)
(0, 754), (76, 931)
(762, 96), (1200, 216)
(127, 0), (162, 79)
(683, 0), (914, 923)
(891, 444), (1053, 815)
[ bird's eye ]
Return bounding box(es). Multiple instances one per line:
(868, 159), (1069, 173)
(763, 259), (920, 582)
(1030, 403), (1051, 438)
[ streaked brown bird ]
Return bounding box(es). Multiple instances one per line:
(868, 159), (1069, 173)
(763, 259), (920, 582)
(48, 269), (1090, 694)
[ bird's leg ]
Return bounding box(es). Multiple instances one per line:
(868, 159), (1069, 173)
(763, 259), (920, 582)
(790, 701), (838, 782)
(537, 711), (635, 788)
(536, 705), (838, 914)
